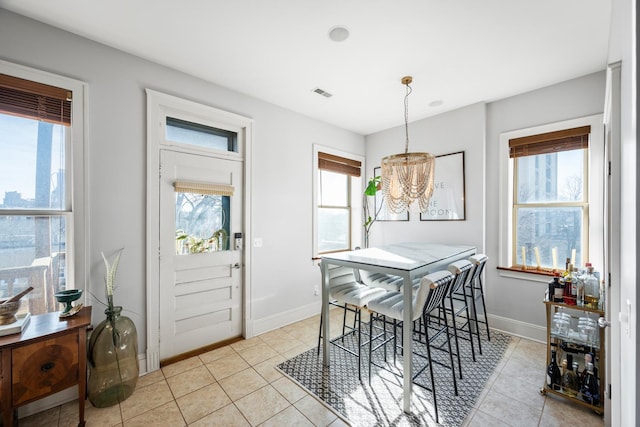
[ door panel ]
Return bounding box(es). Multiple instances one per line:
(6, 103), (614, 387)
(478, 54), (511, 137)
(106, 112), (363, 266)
(159, 149), (243, 360)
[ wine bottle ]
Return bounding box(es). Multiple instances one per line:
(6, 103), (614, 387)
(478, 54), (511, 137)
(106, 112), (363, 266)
(547, 349), (562, 391)
(552, 273), (564, 303)
(574, 361), (582, 387)
(581, 362), (600, 405)
(561, 354), (579, 397)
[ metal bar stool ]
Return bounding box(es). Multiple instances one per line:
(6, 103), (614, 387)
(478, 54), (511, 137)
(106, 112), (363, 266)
(367, 271), (457, 424)
(317, 265), (386, 380)
(429, 260), (475, 379)
(467, 254), (491, 342)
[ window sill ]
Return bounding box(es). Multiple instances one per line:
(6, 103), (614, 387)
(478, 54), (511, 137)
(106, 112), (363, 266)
(497, 266), (558, 283)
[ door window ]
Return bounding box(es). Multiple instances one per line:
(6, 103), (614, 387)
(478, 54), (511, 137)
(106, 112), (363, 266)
(175, 192), (230, 254)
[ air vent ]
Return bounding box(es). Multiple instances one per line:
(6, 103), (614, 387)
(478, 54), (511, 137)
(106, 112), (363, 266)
(313, 87), (333, 98)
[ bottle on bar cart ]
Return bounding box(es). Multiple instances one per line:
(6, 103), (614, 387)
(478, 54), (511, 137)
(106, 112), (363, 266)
(581, 362), (600, 405)
(563, 267), (576, 305)
(572, 267), (584, 306)
(561, 354), (579, 397)
(583, 264), (600, 308)
(551, 273), (564, 303)
(547, 349), (562, 391)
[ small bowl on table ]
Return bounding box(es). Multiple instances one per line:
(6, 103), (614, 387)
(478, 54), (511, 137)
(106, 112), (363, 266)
(0, 300), (21, 325)
(55, 289), (83, 315)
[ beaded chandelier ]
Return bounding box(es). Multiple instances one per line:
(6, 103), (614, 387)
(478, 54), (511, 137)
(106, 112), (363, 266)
(381, 76), (436, 214)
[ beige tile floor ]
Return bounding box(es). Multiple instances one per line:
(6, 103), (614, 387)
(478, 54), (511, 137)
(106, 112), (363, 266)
(18, 309), (604, 426)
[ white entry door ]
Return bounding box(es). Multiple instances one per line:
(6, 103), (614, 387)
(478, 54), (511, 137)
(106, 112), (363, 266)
(159, 149), (243, 360)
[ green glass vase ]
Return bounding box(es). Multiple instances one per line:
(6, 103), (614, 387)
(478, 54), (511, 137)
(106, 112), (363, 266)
(87, 306), (139, 407)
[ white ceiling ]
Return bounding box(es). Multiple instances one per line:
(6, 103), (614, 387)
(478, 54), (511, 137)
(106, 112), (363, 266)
(0, 0), (611, 135)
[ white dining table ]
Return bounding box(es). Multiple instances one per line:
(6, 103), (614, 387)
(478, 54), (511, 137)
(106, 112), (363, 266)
(320, 242), (476, 413)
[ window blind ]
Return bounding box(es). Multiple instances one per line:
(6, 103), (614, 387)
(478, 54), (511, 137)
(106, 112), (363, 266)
(0, 73), (72, 126)
(318, 152), (361, 177)
(174, 181), (234, 196)
(509, 126), (590, 159)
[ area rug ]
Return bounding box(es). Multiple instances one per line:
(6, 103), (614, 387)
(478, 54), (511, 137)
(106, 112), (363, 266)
(277, 320), (511, 426)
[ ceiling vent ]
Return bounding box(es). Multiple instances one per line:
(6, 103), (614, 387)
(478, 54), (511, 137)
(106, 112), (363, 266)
(313, 87), (333, 98)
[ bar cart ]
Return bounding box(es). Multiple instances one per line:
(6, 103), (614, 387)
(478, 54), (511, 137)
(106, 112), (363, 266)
(540, 299), (605, 415)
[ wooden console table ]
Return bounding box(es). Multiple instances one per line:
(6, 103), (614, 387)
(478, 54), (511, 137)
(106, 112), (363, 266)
(0, 306), (91, 426)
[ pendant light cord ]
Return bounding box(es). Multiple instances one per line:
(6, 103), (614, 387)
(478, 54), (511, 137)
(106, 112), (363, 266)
(404, 82), (412, 154)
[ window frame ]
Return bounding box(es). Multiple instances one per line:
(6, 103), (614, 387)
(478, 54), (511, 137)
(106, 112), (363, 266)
(0, 59), (87, 305)
(312, 145), (364, 259)
(498, 115), (604, 282)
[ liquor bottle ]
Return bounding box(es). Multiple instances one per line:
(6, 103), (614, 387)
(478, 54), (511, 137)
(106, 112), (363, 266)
(574, 360), (582, 386)
(581, 362), (600, 405)
(552, 273), (564, 303)
(547, 276), (554, 302)
(573, 267), (584, 306)
(563, 272), (575, 305)
(561, 354), (579, 397)
(547, 349), (562, 391)
(581, 352), (593, 378)
(583, 264), (599, 308)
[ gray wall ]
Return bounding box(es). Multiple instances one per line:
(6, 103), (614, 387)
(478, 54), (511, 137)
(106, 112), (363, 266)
(0, 10), (365, 352)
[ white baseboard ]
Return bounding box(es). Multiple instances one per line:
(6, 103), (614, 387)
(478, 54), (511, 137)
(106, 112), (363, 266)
(486, 313), (546, 343)
(249, 300), (321, 337)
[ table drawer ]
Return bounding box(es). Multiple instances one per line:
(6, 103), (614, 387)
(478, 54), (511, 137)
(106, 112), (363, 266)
(11, 332), (79, 406)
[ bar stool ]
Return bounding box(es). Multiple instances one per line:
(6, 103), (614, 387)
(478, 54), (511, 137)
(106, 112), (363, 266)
(317, 265), (386, 380)
(317, 265), (358, 355)
(429, 260), (475, 379)
(367, 270), (457, 424)
(467, 254), (490, 342)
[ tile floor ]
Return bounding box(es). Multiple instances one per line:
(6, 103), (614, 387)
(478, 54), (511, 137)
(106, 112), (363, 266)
(18, 309), (604, 426)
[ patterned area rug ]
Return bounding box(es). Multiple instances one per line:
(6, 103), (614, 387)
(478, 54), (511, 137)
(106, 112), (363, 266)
(278, 318), (511, 426)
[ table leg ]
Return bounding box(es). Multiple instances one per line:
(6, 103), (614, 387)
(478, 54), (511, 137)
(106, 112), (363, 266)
(321, 261), (331, 366)
(78, 327), (87, 427)
(2, 350), (13, 426)
(402, 273), (412, 413)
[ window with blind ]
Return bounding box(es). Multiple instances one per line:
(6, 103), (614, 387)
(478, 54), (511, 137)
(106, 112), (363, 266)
(314, 149), (363, 255)
(0, 70), (82, 315)
(509, 126), (590, 271)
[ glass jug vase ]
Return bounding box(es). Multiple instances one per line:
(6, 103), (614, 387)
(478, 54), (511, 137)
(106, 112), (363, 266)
(87, 306), (139, 407)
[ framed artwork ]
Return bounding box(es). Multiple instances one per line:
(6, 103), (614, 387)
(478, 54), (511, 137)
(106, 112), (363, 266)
(420, 151), (466, 221)
(373, 166), (409, 221)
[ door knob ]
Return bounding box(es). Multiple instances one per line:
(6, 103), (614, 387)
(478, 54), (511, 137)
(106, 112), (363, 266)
(598, 317), (611, 328)
(232, 262), (241, 269)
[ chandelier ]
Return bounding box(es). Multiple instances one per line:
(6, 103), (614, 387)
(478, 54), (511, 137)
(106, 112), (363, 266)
(381, 76), (436, 214)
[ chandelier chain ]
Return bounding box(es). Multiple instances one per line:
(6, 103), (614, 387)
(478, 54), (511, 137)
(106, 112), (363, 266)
(404, 83), (412, 154)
